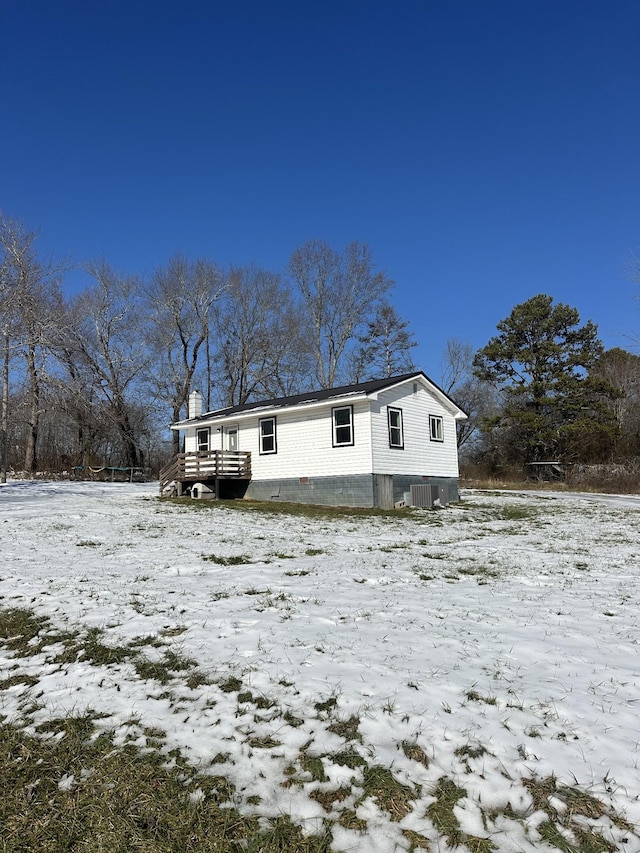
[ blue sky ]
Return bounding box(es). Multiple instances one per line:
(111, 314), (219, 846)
(1, 0), (639, 382)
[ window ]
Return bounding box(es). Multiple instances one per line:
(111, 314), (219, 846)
(259, 417), (277, 454)
(332, 405), (354, 446)
(196, 427), (210, 453)
(388, 407), (404, 448)
(429, 415), (444, 442)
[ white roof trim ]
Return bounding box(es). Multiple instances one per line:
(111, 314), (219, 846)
(171, 373), (467, 430)
(171, 392), (370, 430)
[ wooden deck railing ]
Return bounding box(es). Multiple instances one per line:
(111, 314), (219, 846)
(159, 456), (181, 495)
(159, 450), (252, 495)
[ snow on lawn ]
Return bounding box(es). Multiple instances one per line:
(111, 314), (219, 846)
(1, 481), (639, 851)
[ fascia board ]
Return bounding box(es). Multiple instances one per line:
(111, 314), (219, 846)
(171, 393), (370, 430)
(418, 376), (468, 420)
(370, 373), (468, 420)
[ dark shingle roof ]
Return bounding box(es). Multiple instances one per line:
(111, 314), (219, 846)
(185, 371), (463, 424)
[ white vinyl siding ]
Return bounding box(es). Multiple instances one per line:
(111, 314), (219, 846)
(223, 402), (373, 480)
(371, 383), (460, 478)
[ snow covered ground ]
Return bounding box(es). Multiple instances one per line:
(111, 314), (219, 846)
(1, 481), (639, 851)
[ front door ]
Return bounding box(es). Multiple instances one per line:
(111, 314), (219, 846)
(226, 426), (238, 452)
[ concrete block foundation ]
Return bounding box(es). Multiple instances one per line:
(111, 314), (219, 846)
(243, 474), (459, 509)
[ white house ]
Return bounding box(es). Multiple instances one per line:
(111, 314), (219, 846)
(161, 371), (467, 509)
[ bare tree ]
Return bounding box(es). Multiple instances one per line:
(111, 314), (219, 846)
(352, 301), (416, 380)
(257, 299), (313, 398)
(0, 214), (65, 475)
(592, 347), (640, 458)
(212, 265), (310, 406)
(288, 240), (392, 388)
(441, 339), (475, 396)
(0, 253), (13, 481)
(626, 250), (640, 283)
(50, 317), (106, 468)
(146, 255), (223, 453)
(68, 261), (151, 470)
(441, 338), (498, 449)
(626, 249), (640, 348)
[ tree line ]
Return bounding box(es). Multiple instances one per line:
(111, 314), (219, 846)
(0, 215), (416, 478)
(1, 211), (638, 482)
(443, 295), (640, 476)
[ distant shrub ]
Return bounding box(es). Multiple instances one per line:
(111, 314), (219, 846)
(566, 463), (640, 494)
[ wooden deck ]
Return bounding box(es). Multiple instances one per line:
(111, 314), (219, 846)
(159, 450), (251, 496)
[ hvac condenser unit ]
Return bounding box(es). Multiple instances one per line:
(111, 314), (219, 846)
(410, 484), (449, 508)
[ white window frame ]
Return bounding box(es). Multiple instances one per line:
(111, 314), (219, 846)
(259, 416), (277, 455)
(332, 405), (354, 447)
(429, 414), (444, 442)
(196, 427), (210, 453)
(388, 407), (404, 449)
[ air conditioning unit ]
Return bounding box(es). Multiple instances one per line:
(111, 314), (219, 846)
(410, 484), (449, 508)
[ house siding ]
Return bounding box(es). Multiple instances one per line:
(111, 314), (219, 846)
(370, 384), (459, 478)
(190, 401), (373, 481)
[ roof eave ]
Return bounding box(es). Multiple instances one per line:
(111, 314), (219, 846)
(170, 371), (468, 428)
(171, 391), (371, 429)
